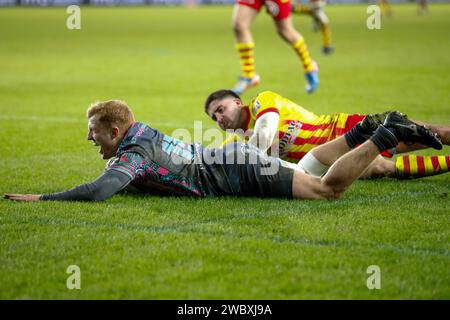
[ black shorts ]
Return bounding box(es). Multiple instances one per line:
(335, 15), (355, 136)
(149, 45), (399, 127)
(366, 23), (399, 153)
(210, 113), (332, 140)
(202, 143), (295, 198)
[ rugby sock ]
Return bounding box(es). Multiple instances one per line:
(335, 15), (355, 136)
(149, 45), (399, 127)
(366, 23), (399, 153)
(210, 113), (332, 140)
(370, 125), (399, 153)
(395, 155), (450, 179)
(292, 4), (312, 15)
(292, 38), (315, 72)
(236, 42), (256, 79)
(344, 123), (372, 149)
(321, 24), (332, 48)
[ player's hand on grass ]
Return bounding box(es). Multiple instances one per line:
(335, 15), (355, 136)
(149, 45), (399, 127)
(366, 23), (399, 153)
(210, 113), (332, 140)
(4, 194), (41, 201)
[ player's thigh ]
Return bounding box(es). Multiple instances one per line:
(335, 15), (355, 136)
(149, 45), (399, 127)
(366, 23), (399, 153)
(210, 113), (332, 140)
(233, 2), (261, 28)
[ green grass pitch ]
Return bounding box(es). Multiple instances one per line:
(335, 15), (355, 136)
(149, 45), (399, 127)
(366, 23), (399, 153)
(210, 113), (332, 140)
(0, 4), (449, 299)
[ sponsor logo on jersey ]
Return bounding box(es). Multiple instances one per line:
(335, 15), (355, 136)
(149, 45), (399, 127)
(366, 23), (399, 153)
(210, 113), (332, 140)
(252, 100), (262, 116)
(279, 121), (303, 156)
(265, 1), (280, 17)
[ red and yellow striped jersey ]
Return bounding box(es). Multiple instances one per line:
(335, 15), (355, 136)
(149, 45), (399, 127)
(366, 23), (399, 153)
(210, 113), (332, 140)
(223, 91), (364, 162)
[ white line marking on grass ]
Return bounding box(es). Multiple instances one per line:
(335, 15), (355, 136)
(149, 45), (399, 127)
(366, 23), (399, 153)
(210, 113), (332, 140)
(0, 114), (81, 123)
(0, 114), (215, 129)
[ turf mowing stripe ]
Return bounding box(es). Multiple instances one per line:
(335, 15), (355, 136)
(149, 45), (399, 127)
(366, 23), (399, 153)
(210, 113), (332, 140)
(7, 215), (450, 258)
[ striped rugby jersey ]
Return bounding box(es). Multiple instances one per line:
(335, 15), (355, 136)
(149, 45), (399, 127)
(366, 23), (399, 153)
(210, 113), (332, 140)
(223, 91), (364, 162)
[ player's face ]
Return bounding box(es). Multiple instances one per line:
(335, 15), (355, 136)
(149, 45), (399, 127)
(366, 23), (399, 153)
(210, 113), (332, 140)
(207, 97), (242, 130)
(87, 115), (120, 160)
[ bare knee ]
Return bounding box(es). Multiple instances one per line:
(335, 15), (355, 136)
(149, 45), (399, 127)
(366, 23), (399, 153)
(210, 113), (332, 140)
(276, 24), (299, 44)
(276, 26), (289, 41)
(312, 8), (329, 27)
(233, 20), (248, 38)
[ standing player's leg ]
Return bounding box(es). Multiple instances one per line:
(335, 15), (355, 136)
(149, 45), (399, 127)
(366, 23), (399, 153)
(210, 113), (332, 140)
(291, 0), (313, 15)
(270, 1), (319, 94)
(291, 1), (333, 54)
(310, 0), (333, 54)
(417, 0), (428, 15)
(378, 0), (393, 17)
(232, 3), (261, 95)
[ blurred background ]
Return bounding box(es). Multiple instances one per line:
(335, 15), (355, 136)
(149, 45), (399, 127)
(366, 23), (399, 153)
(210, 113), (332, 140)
(1, 0), (449, 6)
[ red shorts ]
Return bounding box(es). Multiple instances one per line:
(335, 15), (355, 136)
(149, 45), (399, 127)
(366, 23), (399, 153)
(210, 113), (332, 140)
(344, 114), (394, 158)
(236, 0), (292, 21)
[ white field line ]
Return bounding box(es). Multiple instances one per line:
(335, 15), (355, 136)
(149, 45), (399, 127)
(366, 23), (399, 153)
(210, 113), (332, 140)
(0, 114), (216, 130)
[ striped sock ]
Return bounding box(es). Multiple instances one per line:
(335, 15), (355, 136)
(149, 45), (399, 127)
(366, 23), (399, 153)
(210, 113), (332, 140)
(292, 4), (313, 15)
(321, 24), (332, 48)
(236, 42), (256, 79)
(292, 38), (315, 72)
(395, 155), (450, 179)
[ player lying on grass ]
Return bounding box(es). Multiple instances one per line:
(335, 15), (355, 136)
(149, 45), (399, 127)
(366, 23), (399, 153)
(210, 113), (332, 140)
(204, 90), (450, 179)
(4, 100), (442, 202)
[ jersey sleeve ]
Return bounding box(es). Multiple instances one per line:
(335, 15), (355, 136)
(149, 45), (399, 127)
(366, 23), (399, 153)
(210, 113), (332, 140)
(40, 169), (132, 201)
(249, 91), (282, 120)
(40, 152), (145, 202)
(106, 152), (144, 180)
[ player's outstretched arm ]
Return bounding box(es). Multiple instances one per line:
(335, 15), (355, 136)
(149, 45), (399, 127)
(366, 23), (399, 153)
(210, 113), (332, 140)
(4, 194), (41, 201)
(4, 170), (132, 202)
